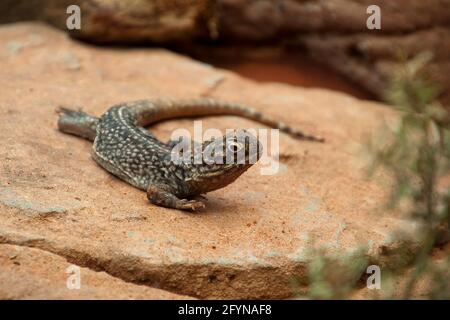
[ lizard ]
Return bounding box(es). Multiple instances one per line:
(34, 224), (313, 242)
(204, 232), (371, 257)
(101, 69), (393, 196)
(57, 98), (324, 210)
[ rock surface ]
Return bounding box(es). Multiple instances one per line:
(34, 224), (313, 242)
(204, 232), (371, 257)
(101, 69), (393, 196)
(0, 244), (191, 299)
(217, 0), (450, 40)
(0, 0), (215, 43)
(298, 27), (450, 106)
(0, 23), (419, 299)
(217, 0), (450, 106)
(1, 0), (449, 106)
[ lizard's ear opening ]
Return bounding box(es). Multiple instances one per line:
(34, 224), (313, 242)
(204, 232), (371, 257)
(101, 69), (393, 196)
(201, 136), (226, 165)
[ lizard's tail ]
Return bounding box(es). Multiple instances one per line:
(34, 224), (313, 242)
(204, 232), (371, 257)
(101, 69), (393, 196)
(131, 98), (325, 143)
(57, 107), (99, 142)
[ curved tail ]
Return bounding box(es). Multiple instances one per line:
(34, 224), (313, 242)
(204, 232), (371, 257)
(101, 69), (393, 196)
(129, 98), (325, 143)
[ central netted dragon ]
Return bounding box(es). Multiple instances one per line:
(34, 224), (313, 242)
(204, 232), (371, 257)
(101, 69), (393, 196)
(57, 98), (324, 210)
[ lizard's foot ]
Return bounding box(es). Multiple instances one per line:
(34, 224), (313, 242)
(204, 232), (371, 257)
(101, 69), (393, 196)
(147, 184), (206, 211)
(176, 199), (206, 211)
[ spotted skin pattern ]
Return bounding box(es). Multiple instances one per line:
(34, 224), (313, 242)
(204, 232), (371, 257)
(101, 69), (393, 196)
(57, 98), (324, 210)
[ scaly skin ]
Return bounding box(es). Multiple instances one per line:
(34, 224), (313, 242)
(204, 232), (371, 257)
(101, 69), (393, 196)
(57, 98), (324, 210)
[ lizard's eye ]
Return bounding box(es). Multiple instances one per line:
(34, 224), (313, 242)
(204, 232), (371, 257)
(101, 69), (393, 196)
(227, 141), (243, 153)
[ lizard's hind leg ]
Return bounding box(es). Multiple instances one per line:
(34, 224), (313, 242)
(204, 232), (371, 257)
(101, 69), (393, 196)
(57, 107), (99, 141)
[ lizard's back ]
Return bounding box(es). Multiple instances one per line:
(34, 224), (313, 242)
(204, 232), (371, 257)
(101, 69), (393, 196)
(93, 104), (179, 191)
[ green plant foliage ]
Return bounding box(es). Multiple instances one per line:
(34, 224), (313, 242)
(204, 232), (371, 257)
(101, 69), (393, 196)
(298, 52), (450, 300)
(307, 250), (368, 299)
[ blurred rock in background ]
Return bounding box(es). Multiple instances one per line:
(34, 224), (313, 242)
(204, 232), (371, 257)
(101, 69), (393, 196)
(1, 0), (449, 106)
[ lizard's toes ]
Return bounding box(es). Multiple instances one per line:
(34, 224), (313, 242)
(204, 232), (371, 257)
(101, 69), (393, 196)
(178, 199), (206, 211)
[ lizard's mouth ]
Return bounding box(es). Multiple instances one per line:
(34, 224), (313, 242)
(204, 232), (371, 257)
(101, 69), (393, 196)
(199, 146), (262, 177)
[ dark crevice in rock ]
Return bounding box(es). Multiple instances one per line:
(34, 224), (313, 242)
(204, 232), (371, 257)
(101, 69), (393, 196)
(0, 235), (196, 299)
(0, 230), (309, 299)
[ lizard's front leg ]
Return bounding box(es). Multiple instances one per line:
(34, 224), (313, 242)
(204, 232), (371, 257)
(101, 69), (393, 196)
(146, 184), (205, 211)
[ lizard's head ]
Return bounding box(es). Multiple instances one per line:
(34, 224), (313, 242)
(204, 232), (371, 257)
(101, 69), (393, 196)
(185, 129), (263, 193)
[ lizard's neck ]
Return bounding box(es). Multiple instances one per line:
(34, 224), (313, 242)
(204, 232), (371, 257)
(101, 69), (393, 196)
(183, 163), (252, 195)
